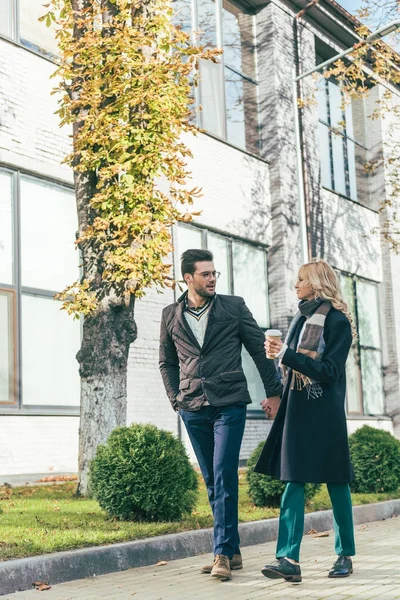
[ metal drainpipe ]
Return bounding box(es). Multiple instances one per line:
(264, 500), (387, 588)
(292, 18), (311, 264)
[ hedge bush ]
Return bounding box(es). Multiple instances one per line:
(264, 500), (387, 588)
(90, 423), (198, 521)
(246, 441), (321, 508)
(349, 425), (400, 494)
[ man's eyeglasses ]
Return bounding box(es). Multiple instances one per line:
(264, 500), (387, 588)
(194, 271), (221, 281)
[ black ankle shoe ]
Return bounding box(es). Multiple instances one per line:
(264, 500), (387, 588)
(328, 555), (353, 578)
(261, 558), (302, 583)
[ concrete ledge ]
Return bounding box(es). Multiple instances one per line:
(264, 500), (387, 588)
(1, 499), (399, 596)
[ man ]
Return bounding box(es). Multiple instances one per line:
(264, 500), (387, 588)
(159, 248), (282, 581)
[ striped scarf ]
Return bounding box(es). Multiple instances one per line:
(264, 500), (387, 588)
(282, 297), (332, 398)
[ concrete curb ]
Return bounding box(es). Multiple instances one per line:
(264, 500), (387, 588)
(1, 499), (399, 596)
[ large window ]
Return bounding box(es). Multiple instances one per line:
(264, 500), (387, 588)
(0, 0), (58, 58)
(317, 73), (369, 205)
(0, 169), (80, 412)
(173, 0), (260, 154)
(174, 223), (270, 411)
(340, 274), (385, 416)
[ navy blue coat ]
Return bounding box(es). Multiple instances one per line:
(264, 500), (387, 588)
(255, 308), (353, 484)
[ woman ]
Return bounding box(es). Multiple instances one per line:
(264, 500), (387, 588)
(255, 260), (356, 583)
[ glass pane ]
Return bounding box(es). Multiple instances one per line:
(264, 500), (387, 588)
(241, 346), (265, 409)
(347, 139), (358, 201)
(331, 131), (347, 196)
(0, 290), (15, 404)
(316, 78), (328, 123)
(346, 345), (362, 414)
(19, 0), (59, 56)
(318, 123), (332, 189)
(225, 69), (259, 154)
(196, 0), (217, 48)
(175, 225), (202, 282)
(360, 349), (385, 415)
(176, 224), (202, 256)
(22, 295), (80, 406)
(356, 280), (381, 348)
(344, 97), (354, 139)
(207, 233), (230, 294)
(0, 0), (13, 37)
(232, 242), (268, 328)
(340, 274), (356, 321)
(172, 0), (192, 33)
(20, 177), (78, 292)
(328, 81), (344, 130)
(199, 59), (225, 138)
(222, 0), (256, 80)
(0, 171), (13, 285)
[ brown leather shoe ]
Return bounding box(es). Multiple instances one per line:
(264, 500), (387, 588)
(210, 554), (232, 580)
(201, 553), (242, 574)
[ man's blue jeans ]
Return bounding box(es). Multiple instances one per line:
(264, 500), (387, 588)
(179, 404), (247, 558)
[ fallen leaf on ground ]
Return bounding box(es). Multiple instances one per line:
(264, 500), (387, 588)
(155, 561), (168, 566)
(313, 531), (330, 538)
(37, 475), (77, 482)
(33, 581), (51, 591)
(307, 529), (317, 535)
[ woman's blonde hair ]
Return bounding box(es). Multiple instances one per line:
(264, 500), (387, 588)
(298, 259), (357, 339)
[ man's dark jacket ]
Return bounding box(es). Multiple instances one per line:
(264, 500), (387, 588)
(159, 292), (282, 411)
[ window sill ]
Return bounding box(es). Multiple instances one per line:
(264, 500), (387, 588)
(246, 410), (272, 420)
(0, 33), (57, 65)
(346, 414), (392, 420)
(0, 406), (80, 417)
(201, 131), (270, 165)
(321, 186), (379, 214)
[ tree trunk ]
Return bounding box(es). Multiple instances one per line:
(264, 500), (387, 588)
(76, 299), (137, 495)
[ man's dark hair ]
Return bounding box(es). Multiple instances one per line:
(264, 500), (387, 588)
(181, 249), (214, 278)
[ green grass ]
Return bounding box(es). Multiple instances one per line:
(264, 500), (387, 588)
(0, 473), (398, 561)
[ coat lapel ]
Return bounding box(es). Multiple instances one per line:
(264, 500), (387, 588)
(174, 297), (202, 351)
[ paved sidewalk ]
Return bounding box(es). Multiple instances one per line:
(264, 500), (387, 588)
(4, 518), (400, 600)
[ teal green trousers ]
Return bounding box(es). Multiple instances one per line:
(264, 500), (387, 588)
(276, 482), (356, 562)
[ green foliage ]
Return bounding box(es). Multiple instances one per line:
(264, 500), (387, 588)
(349, 425), (400, 493)
(246, 441), (321, 508)
(43, 0), (220, 315)
(89, 423), (198, 521)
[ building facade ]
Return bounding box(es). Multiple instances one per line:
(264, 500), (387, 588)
(0, 0), (399, 477)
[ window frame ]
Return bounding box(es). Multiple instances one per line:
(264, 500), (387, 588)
(0, 0), (58, 61)
(0, 167), (80, 416)
(173, 0), (261, 154)
(339, 271), (385, 417)
(317, 75), (369, 205)
(173, 222), (271, 416)
(0, 287), (17, 405)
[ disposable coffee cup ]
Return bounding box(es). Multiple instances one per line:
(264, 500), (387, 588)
(265, 329), (282, 359)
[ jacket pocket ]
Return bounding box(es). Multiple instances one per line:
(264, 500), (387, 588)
(220, 370), (246, 382)
(179, 378), (191, 390)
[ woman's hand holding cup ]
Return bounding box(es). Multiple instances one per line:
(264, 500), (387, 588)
(264, 329), (283, 359)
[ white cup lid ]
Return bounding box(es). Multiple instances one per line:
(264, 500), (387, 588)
(265, 329), (282, 336)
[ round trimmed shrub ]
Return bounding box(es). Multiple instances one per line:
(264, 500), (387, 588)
(90, 423), (198, 521)
(246, 441), (321, 507)
(349, 425), (400, 494)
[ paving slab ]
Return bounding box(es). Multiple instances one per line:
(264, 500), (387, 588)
(3, 517), (400, 600)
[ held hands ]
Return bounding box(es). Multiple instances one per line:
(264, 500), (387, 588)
(264, 338), (283, 358)
(260, 396), (281, 420)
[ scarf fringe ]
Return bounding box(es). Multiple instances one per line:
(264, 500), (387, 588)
(291, 370), (324, 399)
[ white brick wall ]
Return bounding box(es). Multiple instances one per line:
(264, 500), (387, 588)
(0, 416), (79, 476)
(0, 38), (72, 182)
